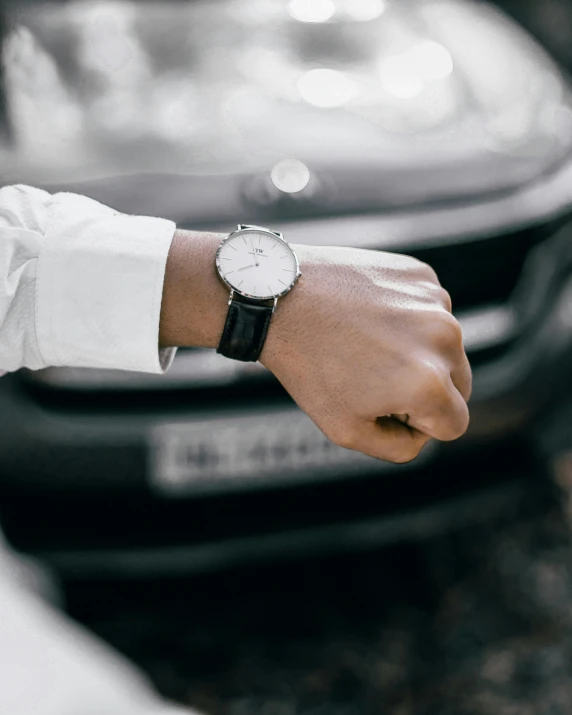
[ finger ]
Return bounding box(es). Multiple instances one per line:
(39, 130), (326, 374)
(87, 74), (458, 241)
(437, 313), (472, 402)
(349, 417), (432, 464)
(408, 375), (470, 441)
(451, 349), (472, 403)
(430, 311), (472, 402)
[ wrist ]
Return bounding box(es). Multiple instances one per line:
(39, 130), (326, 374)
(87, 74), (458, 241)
(159, 229), (229, 350)
(259, 242), (314, 368)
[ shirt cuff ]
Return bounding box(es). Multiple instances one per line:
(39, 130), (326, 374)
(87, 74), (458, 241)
(36, 191), (177, 373)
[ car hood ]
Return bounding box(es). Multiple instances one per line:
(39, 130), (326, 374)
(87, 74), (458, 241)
(1, 0), (572, 223)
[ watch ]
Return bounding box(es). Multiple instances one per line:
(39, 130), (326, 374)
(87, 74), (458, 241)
(215, 224), (301, 362)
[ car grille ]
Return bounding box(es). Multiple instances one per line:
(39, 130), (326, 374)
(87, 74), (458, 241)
(406, 223), (555, 312)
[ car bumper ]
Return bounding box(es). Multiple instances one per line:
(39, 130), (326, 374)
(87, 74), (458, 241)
(4, 150), (572, 577)
(0, 247), (571, 576)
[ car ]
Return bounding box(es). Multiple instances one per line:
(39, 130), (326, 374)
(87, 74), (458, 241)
(499, 0), (572, 76)
(0, 0), (571, 579)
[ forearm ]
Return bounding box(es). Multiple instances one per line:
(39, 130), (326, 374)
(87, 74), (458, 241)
(159, 229), (228, 350)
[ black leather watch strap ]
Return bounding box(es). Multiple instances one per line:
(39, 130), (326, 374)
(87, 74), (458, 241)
(217, 299), (273, 362)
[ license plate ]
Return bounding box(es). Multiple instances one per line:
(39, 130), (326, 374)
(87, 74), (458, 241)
(150, 409), (433, 495)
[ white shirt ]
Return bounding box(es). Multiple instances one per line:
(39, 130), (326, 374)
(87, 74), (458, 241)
(0, 183), (177, 376)
(0, 184), (198, 714)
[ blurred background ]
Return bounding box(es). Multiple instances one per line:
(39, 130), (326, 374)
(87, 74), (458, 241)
(4, 0), (572, 713)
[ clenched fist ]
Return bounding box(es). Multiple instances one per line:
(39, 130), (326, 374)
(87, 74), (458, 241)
(161, 232), (471, 464)
(260, 244), (470, 462)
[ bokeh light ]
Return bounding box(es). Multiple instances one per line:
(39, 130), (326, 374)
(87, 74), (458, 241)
(378, 41), (453, 99)
(411, 41), (454, 79)
(340, 0), (386, 22)
(271, 159), (311, 193)
(297, 68), (359, 107)
(287, 0), (336, 23)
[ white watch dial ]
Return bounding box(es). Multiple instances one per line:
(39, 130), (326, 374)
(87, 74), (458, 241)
(216, 229), (299, 300)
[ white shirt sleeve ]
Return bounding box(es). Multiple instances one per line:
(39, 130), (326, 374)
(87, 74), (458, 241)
(0, 555), (201, 715)
(0, 183), (177, 374)
(0, 188), (197, 714)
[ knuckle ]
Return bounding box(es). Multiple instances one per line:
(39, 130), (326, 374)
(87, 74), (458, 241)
(395, 255), (440, 285)
(414, 365), (450, 406)
(445, 312), (464, 343)
(427, 310), (463, 353)
(415, 259), (440, 285)
(437, 286), (453, 313)
(439, 309), (461, 332)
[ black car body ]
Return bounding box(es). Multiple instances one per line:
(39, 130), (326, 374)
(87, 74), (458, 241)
(0, 0), (572, 578)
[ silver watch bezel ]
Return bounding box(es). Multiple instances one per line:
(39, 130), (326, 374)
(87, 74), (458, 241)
(215, 224), (301, 302)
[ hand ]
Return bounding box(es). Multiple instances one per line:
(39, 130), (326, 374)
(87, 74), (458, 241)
(259, 244), (471, 463)
(160, 232), (471, 464)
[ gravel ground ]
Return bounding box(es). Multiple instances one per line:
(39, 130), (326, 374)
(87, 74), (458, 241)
(66, 473), (572, 715)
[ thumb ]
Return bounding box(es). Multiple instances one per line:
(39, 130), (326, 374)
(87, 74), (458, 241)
(350, 416), (432, 464)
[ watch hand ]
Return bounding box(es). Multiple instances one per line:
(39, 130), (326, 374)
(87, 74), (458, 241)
(237, 263), (256, 272)
(250, 236), (259, 266)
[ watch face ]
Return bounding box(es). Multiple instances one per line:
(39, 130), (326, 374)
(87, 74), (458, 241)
(216, 228), (300, 300)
